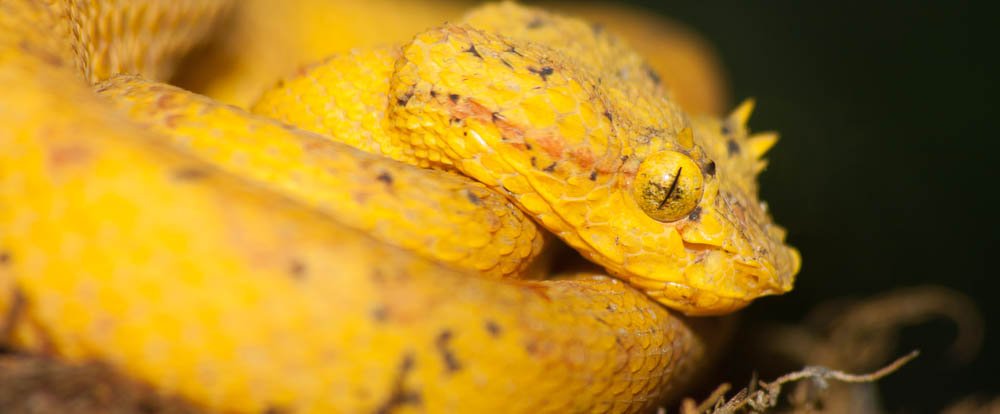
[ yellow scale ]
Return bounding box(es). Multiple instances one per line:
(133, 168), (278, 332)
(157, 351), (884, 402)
(0, 1), (798, 412)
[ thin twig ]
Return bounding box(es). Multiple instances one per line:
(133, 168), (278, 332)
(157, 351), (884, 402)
(697, 350), (920, 414)
(770, 349), (920, 385)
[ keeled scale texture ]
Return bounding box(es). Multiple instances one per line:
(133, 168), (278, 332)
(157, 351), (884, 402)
(0, 1), (720, 413)
(98, 75), (545, 280)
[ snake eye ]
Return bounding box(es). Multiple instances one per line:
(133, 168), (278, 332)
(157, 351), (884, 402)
(633, 151), (705, 222)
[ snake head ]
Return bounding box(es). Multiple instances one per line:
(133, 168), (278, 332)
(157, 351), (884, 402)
(605, 100), (801, 315)
(389, 23), (799, 316)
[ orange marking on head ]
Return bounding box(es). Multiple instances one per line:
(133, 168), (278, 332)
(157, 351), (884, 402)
(532, 133), (564, 159)
(48, 145), (91, 168)
(164, 114), (182, 129)
(494, 116), (525, 142)
(448, 98), (529, 146)
(450, 98), (493, 122)
(568, 147), (595, 169)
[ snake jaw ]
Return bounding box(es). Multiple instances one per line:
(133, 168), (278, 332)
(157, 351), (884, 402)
(566, 180), (796, 316)
(612, 241), (797, 316)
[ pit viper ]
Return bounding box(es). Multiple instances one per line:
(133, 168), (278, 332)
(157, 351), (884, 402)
(0, 1), (800, 413)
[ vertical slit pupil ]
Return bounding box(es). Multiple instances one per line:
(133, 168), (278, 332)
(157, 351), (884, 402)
(658, 167), (683, 209)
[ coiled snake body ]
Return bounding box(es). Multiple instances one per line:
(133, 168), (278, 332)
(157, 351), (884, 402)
(0, 1), (799, 412)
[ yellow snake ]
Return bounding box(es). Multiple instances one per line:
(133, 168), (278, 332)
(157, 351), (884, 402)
(0, 1), (799, 412)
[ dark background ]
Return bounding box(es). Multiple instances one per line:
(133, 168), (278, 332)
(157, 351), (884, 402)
(610, 1), (995, 411)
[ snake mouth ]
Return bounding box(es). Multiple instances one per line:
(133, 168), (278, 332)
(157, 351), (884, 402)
(642, 262), (794, 316)
(727, 232), (800, 294)
(733, 259), (791, 295)
(624, 236), (799, 315)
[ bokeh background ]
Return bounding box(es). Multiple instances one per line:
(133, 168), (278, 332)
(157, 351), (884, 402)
(587, 1), (995, 411)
